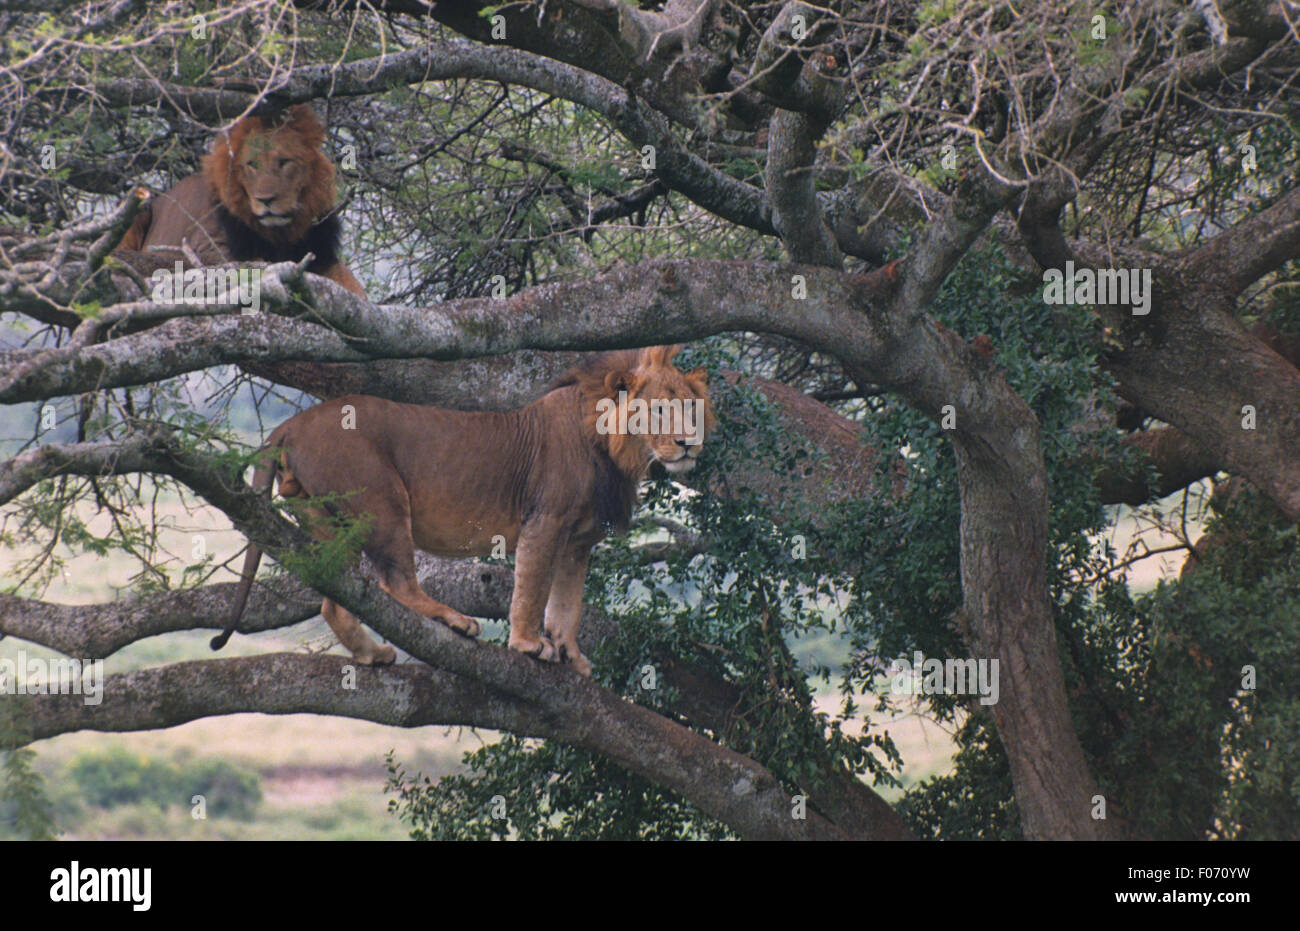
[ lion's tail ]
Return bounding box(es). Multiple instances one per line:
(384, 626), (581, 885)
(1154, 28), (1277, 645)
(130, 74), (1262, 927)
(211, 428), (284, 651)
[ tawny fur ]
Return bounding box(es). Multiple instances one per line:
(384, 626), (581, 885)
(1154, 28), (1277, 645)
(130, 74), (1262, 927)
(118, 105), (364, 295)
(217, 345), (714, 676)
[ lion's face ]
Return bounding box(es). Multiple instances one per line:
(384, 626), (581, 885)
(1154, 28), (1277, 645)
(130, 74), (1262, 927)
(602, 346), (714, 476)
(203, 105), (337, 244)
(237, 133), (313, 229)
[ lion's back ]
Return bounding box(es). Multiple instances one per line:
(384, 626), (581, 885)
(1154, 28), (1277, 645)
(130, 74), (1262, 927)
(133, 174), (229, 265)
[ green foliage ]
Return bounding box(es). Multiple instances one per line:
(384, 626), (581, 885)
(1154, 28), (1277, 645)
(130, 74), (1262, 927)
(181, 758), (263, 821)
(837, 247), (1295, 840)
(1262, 271), (1300, 332)
(68, 747), (179, 809)
(387, 742), (733, 840)
(829, 246), (1120, 700)
(2, 392), (256, 598)
(1114, 490), (1299, 839)
(0, 703), (58, 840)
(67, 748), (262, 821)
(903, 487), (1300, 840)
(896, 716), (1021, 840)
(276, 491), (375, 591)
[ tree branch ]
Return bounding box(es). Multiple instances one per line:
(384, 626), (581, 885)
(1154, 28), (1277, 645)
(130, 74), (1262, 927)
(766, 108), (843, 267)
(894, 165), (1020, 319)
(1179, 185), (1300, 299)
(17, 653), (559, 749)
(0, 578), (319, 659)
(1094, 426), (1223, 506)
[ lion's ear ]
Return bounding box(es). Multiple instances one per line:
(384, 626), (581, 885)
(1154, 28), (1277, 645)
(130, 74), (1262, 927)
(641, 344), (682, 367)
(604, 370), (635, 397)
(685, 366), (709, 395)
(283, 105), (327, 148)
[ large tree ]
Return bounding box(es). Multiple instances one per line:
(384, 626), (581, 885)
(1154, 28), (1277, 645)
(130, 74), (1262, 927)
(1, 0), (1297, 840)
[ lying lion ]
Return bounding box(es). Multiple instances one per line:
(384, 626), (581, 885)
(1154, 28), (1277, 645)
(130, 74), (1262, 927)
(118, 103), (364, 296)
(215, 345), (714, 676)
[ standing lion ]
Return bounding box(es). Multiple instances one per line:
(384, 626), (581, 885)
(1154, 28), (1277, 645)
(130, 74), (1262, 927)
(215, 346), (715, 677)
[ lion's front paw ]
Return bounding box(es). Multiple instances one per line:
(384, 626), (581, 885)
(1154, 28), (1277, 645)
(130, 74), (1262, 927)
(438, 610), (481, 638)
(508, 635), (559, 663)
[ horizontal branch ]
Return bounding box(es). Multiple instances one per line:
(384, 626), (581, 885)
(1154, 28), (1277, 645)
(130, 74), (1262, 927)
(1093, 427), (1223, 507)
(0, 259), (897, 404)
(14, 648), (902, 836)
(1179, 185), (1300, 299)
(0, 307), (375, 404)
(0, 578), (319, 659)
(17, 653), (551, 743)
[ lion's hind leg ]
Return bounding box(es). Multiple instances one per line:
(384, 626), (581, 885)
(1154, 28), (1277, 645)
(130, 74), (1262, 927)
(296, 494), (397, 666)
(359, 484), (481, 639)
(377, 572), (482, 639)
(321, 597), (397, 666)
